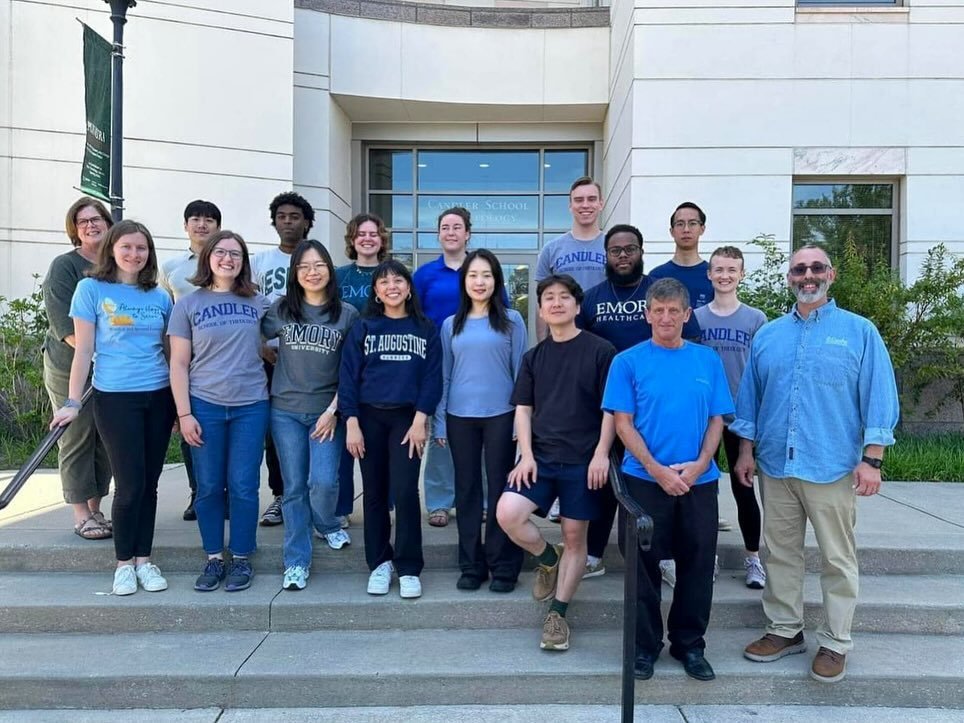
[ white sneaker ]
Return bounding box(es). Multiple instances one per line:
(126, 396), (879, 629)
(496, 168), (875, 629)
(367, 561), (394, 595)
(718, 517), (733, 531)
(135, 562), (168, 592)
(324, 529), (351, 550)
(283, 565), (309, 591)
(399, 575), (422, 599)
(112, 564), (137, 596)
(659, 559), (676, 588)
(745, 556), (766, 589)
(548, 498), (561, 523)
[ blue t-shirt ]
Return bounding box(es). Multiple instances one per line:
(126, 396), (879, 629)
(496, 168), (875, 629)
(602, 340), (733, 484)
(576, 276), (702, 351)
(413, 255), (511, 328)
(648, 260), (714, 309)
(69, 278), (172, 393)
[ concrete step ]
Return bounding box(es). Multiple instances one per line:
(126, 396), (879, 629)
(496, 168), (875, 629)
(2, 707), (963, 723)
(1, 628), (961, 710)
(3, 522), (963, 575)
(1, 569), (961, 636)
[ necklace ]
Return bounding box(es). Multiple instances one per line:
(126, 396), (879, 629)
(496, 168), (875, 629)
(610, 278), (644, 303)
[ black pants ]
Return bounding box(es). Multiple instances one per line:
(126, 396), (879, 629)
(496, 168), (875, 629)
(721, 426), (761, 552)
(93, 387), (175, 561)
(586, 438), (624, 559)
(627, 474), (718, 658)
(263, 360), (284, 496)
(358, 405), (424, 577)
(447, 411), (523, 583)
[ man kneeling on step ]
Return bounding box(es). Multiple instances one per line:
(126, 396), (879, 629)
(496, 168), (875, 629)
(496, 274), (616, 652)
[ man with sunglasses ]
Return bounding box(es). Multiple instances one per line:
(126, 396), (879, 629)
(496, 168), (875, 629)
(732, 244), (899, 684)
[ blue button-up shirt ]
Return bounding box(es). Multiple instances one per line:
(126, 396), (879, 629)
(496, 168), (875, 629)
(730, 299), (899, 484)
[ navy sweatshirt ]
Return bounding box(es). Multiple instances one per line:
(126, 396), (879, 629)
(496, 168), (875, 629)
(338, 314), (442, 419)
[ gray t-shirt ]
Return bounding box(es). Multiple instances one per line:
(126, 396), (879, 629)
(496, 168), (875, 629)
(168, 289), (269, 406)
(535, 231), (607, 293)
(262, 299), (359, 414)
(694, 302), (767, 401)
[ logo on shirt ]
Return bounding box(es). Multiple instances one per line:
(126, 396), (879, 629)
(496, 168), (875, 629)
(101, 297), (163, 327)
(260, 266), (288, 297)
(280, 324), (344, 353)
(825, 336), (849, 347)
(592, 299), (646, 323)
(363, 333), (428, 360)
(556, 250), (606, 269)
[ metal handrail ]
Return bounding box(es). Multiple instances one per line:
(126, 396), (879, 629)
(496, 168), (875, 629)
(0, 387), (94, 511)
(608, 448), (654, 723)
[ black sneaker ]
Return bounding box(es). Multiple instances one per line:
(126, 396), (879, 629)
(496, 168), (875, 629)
(194, 558), (225, 592)
(260, 496), (283, 526)
(182, 494), (197, 522)
(489, 579), (516, 594)
(224, 558), (253, 592)
(456, 574), (483, 591)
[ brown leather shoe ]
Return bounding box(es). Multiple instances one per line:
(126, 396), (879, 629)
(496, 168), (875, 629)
(744, 631), (807, 662)
(532, 544), (563, 602)
(810, 646), (847, 683)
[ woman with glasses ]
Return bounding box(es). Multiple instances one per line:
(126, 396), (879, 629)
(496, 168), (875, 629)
(339, 260), (442, 599)
(43, 197), (114, 540)
(50, 220), (175, 596)
(168, 231), (269, 593)
(263, 240), (359, 591)
(435, 249), (527, 593)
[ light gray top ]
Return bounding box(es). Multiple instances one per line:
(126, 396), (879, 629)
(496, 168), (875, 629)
(435, 309), (528, 438)
(262, 299), (359, 414)
(694, 302), (767, 401)
(168, 289), (269, 406)
(159, 250), (201, 303)
(535, 231), (607, 293)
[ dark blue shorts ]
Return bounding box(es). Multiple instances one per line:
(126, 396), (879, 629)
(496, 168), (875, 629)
(504, 457), (601, 521)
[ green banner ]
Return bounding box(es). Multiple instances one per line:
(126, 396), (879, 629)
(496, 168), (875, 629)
(79, 23), (111, 202)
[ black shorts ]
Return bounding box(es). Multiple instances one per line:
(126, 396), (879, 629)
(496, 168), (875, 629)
(505, 457), (601, 521)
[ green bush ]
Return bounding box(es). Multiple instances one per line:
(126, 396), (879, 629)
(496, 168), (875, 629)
(0, 277), (54, 469)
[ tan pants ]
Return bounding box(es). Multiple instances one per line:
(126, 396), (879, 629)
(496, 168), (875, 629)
(760, 472), (858, 654)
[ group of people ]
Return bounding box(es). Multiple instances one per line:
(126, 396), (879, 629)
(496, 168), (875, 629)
(43, 175), (899, 686)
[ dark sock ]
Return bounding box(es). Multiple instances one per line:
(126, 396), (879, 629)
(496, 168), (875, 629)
(537, 542), (558, 568)
(549, 599), (569, 617)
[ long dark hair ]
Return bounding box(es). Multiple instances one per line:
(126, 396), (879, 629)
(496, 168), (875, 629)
(363, 259), (429, 325)
(279, 239), (342, 324)
(452, 249), (510, 336)
(88, 219), (159, 291)
(188, 230), (258, 297)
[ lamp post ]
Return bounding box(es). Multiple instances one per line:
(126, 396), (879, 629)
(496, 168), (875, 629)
(104, 0), (136, 221)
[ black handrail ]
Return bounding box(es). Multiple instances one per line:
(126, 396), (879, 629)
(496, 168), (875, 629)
(0, 387), (94, 511)
(608, 448), (654, 723)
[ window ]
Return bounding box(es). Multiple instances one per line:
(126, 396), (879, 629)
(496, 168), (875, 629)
(367, 147), (590, 268)
(792, 182), (897, 269)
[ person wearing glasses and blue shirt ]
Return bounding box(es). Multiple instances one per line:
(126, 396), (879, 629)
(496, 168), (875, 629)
(733, 244), (899, 684)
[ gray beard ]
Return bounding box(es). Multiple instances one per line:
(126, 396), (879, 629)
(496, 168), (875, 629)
(793, 280), (829, 304)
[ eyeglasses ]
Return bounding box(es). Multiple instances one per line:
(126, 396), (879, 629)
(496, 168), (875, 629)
(607, 244), (641, 258)
(212, 248), (243, 260)
(296, 262), (328, 274)
(788, 262), (831, 276)
(76, 217), (106, 228)
(672, 220), (702, 229)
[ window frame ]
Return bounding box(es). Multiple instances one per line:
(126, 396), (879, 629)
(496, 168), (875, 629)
(790, 177), (900, 270)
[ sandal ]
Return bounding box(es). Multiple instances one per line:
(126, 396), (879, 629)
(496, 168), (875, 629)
(90, 511), (112, 532)
(428, 509), (450, 527)
(74, 516), (112, 540)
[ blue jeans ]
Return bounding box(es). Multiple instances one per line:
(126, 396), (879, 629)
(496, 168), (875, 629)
(423, 418), (455, 511)
(190, 396), (269, 557)
(271, 408), (345, 569)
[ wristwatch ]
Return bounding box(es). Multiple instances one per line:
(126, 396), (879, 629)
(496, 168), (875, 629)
(63, 398), (83, 410)
(861, 455), (883, 469)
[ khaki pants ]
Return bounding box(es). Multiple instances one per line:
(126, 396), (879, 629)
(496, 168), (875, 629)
(760, 472), (858, 654)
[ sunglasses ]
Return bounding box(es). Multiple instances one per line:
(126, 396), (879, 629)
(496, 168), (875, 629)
(789, 262), (831, 277)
